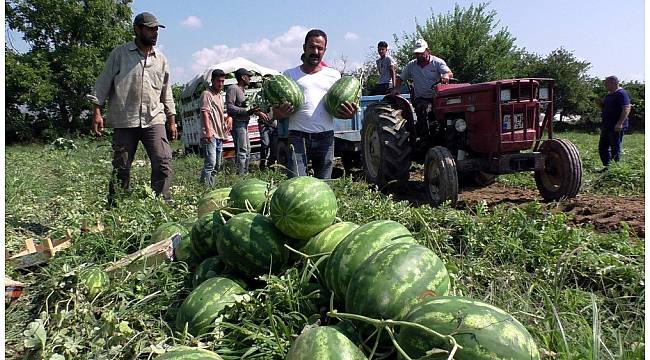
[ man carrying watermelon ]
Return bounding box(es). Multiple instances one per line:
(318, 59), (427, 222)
(226, 68), (271, 175)
(272, 29), (358, 179)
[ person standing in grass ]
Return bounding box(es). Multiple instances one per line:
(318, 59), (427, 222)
(370, 41), (397, 95)
(226, 68), (270, 175)
(598, 75), (631, 169)
(88, 12), (176, 206)
(272, 29), (358, 179)
(199, 69), (232, 186)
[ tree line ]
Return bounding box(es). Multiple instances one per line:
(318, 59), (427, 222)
(5, 1), (644, 143)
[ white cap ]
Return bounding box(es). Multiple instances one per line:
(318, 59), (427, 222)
(413, 39), (428, 53)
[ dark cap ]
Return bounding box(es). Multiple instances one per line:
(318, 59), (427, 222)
(234, 68), (254, 78)
(134, 12), (165, 28)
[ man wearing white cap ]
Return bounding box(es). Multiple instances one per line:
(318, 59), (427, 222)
(392, 39), (453, 136)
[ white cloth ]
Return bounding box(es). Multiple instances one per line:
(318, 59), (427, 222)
(283, 65), (341, 133)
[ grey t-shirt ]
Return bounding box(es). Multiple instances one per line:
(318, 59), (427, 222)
(399, 55), (451, 98)
(225, 84), (250, 122)
(376, 55), (396, 85)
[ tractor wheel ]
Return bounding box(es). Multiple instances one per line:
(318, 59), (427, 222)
(361, 102), (412, 188)
(534, 139), (582, 201)
(424, 146), (459, 206)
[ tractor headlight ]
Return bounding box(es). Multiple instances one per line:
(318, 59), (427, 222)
(500, 89), (511, 102)
(539, 87), (549, 100)
(454, 119), (467, 132)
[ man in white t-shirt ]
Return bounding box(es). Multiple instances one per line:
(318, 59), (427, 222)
(273, 29), (358, 179)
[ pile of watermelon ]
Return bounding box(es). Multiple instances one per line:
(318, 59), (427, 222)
(140, 175), (540, 359)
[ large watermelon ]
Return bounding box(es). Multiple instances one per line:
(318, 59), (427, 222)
(397, 296), (540, 360)
(346, 243), (450, 323)
(217, 212), (287, 279)
(190, 213), (219, 257)
(176, 277), (246, 336)
(325, 76), (361, 117)
(150, 222), (189, 243)
(228, 179), (269, 214)
(262, 74), (304, 113)
(156, 346), (223, 359)
(197, 187), (231, 218)
(193, 256), (227, 288)
(286, 326), (367, 360)
(78, 266), (110, 297)
(324, 220), (415, 300)
(270, 176), (337, 241)
(299, 222), (359, 280)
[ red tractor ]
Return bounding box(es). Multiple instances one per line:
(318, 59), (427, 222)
(361, 78), (582, 206)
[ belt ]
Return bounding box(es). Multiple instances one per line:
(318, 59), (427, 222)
(289, 130), (334, 140)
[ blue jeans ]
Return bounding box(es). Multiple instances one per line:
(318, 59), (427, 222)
(286, 130), (334, 179)
(598, 127), (625, 166)
(200, 137), (223, 186)
(231, 121), (250, 175)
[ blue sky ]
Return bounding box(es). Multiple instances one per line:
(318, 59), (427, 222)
(7, 0), (646, 85)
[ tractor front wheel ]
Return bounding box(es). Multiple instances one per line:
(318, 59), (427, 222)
(534, 139), (582, 201)
(424, 146), (459, 206)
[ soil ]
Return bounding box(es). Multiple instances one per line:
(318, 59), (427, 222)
(336, 167), (645, 238)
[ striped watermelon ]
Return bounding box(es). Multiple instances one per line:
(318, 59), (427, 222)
(198, 187), (231, 218)
(176, 277), (246, 336)
(397, 296), (540, 360)
(325, 76), (361, 117)
(151, 222), (189, 243)
(156, 346), (223, 359)
(78, 266), (110, 297)
(175, 232), (202, 267)
(324, 220), (415, 300)
(228, 179), (269, 214)
(346, 243), (450, 323)
(286, 326), (367, 360)
(193, 256), (227, 288)
(262, 74), (304, 113)
(217, 212), (287, 279)
(299, 222), (359, 280)
(270, 176), (337, 241)
(190, 213), (219, 257)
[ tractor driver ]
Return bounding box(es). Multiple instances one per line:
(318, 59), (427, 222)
(392, 39), (453, 137)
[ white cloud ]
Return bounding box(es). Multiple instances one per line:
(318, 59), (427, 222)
(181, 16), (203, 28)
(344, 32), (359, 41)
(189, 25), (308, 75)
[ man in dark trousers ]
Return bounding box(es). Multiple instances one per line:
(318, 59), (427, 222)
(598, 75), (631, 170)
(226, 68), (269, 175)
(89, 12), (176, 206)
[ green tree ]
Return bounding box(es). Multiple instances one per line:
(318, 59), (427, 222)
(5, 0), (133, 140)
(517, 47), (594, 118)
(393, 3), (521, 83)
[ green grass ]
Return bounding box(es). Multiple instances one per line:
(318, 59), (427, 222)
(5, 133), (644, 359)
(499, 131), (645, 196)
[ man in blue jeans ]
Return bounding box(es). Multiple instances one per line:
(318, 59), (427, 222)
(199, 69), (231, 185)
(598, 75), (631, 170)
(273, 29), (357, 179)
(226, 68), (269, 175)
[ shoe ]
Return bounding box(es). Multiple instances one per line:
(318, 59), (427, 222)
(596, 167), (608, 173)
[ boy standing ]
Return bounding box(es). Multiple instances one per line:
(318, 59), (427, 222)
(371, 41), (397, 95)
(199, 69), (231, 186)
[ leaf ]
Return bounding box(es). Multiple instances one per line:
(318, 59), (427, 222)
(23, 319), (47, 349)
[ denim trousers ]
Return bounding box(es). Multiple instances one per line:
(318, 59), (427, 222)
(259, 124), (272, 168)
(286, 130), (334, 179)
(200, 137), (223, 186)
(598, 127), (625, 166)
(231, 121), (250, 175)
(109, 124), (172, 202)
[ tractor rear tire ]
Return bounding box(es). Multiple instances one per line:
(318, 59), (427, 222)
(424, 146), (459, 206)
(361, 102), (412, 188)
(535, 139), (582, 201)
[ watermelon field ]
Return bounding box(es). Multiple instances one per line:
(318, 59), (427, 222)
(4, 131), (645, 359)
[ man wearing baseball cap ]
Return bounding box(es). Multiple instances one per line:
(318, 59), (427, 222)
(88, 12), (176, 207)
(392, 38), (453, 139)
(226, 67), (270, 175)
